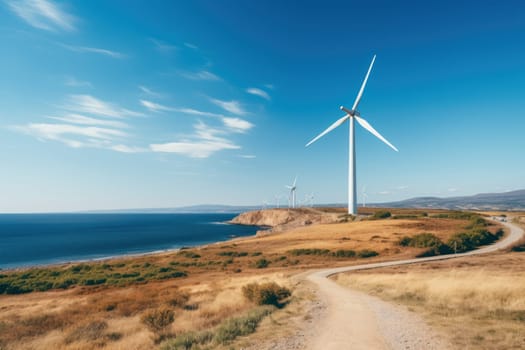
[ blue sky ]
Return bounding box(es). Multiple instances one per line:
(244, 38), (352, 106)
(1, 0), (524, 212)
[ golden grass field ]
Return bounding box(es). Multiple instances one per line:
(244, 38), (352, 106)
(0, 208), (511, 349)
(335, 214), (525, 350)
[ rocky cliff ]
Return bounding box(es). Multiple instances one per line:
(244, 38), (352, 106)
(229, 208), (343, 234)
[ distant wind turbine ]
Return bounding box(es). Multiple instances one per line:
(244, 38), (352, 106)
(362, 185), (368, 207)
(286, 176), (297, 209)
(306, 55), (398, 215)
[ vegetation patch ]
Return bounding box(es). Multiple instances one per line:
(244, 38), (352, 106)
(242, 282), (291, 307)
(217, 251), (249, 257)
(397, 215), (504, 257)
(370, 210), (392, 220)
(161, 306), (273, 349)
(0, 262), (188, 295)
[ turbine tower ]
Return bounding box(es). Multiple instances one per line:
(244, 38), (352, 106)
(306, 55), (398, 215)
(286, 176), (297, 209)
(362, 185), (368, 207)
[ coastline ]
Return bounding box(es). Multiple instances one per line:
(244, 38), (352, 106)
(1, 214), (263, 272)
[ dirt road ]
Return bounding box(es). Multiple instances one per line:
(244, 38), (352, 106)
(304, 219), (524, 350)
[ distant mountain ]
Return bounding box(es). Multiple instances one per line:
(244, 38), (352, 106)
(84, 190), (525, 214)
(377, 189), (525, 211)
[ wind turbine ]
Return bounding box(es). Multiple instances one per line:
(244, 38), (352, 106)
(362, 185), (368, 207)
(305, 55), (398, 215)
(274, 194), (283, 208)
(286, 176), (297, 209)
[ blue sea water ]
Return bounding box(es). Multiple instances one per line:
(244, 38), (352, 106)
(0, 213), (259, 270)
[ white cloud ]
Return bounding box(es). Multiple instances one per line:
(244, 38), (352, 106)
(222, 117), (254, 133)
(246, 87), (270, 100)
(65, 95), (143, 118)
(17, 123), (127, 140)
(150, 121), (240, 158)
(140, 100), (174, 113)
(395, 185), (409, 190)
(62, 45), (125, 59)
(448, 188), (458, 193)
(48, 114), (128, 128)
(64, 76), (91, 88)
(180, 70), (221, 81)
(139, 86), (162, 98)
(239, 155), (256, 159)
(111, 144), (145, 153)
(378, 191), (391, 195)
(6, 0), (75, 31)
(150, 38), (177, 53)
(209, 98), (247, 116)
(264, 84), (274, 90)
(175, 107), (224, 118)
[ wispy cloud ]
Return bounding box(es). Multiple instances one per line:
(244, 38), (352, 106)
(64, 76), (91, 88)
(378, 191), (391, 195)
(13, 122), (127, 149)
(110, 144), (146, 153)
(150, 121), (240, 158)
(62, 44), (125, 59)
(180, 70), (221, 81)
(246, 87), (270, 100)
(209, 98), (247, 116)
(264, 84), (274, 90)
(140, 100), (174, 113)
(6, 0), (75, 31)
(448, 188), (458, 193)
(64, 95), (143, 118)
(175, 107), (225, 118)
(222, 117), (253, 133)
(138, 85), (162, 98)
(239, 154), (256, 159)
(48, 114), (128, 128)
(150, 38), (177, 53)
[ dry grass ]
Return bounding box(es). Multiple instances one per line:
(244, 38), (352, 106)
(335, 248), (525, 349)
(0, 209), (500, 349)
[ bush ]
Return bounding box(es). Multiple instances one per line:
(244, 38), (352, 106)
(141, 308), (175, 333)
(161, 330), (213, 350)
(332, 250), (356, 258)
(357, 249), (379, 258)
(371, 211), (391, 219)
(254, 258), (269, 268)
(287, 248), (330, 256)
(213, 307), (273, 345)
(242, 282), (291, 307)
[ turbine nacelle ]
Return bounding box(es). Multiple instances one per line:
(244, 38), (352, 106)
(339, 106), (359, 117)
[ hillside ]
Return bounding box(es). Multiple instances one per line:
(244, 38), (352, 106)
(379, 189), (525, 211)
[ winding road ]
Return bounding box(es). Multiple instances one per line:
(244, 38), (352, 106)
(305, 219), (524, 350)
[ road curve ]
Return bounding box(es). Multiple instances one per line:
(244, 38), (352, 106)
(305, 219), (524, 350)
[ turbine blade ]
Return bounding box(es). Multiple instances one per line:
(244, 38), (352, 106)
(305, 114), (349, 147)
(355, 115), (398, 152)
(285, 185), (292, 189)
(293, 176), (297, 187)
(352, 55), (376, 111)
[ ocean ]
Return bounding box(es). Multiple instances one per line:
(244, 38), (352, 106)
(0, 213), (260, 270)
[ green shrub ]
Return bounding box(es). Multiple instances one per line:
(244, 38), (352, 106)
(242, 282), (291, 307)
(357, 249), (379, 258)
(217, 251), (249, 257)
(141, 308), (175, 333)
(161, 330), (213, 349)
(213, 307), (273, 345)
(287, 248), (330, 256)
(254, 258), (269, 268)
(371, 211), (391, 219)
(332, 250), (356, 258)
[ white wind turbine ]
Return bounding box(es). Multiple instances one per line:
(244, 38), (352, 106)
(274, 194), (283, 208)
(362, 185), (368, 207)
(286, 176), (297, 209)
(306, 55), (398, 215)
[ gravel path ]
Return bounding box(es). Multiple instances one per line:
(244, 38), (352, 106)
(256, 218), (523, 350)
